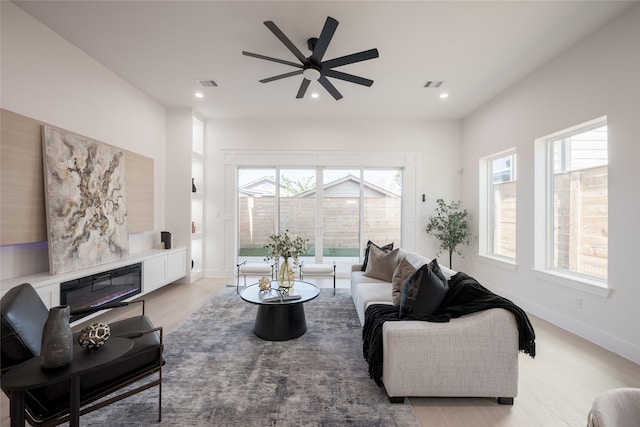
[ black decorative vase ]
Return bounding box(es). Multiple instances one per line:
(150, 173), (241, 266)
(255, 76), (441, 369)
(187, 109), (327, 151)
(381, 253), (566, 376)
(40, 305), (73, 369)
(192, 178), (197, 193)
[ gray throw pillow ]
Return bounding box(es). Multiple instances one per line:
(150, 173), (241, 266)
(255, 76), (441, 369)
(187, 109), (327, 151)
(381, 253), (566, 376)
(363, 245), (399, 282)
(361, 241), (393, 271)
(399, 259), (449, 320)
(391, 257), (416, 306)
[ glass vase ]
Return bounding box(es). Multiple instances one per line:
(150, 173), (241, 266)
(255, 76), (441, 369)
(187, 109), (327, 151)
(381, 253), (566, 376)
(278, 258), (295, 292)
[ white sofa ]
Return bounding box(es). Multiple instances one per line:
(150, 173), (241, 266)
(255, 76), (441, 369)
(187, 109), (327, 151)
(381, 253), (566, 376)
(351, 249), (520, 404)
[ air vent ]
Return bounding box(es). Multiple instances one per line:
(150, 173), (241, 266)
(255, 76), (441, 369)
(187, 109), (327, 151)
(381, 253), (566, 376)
(424, 80), (443, 88)
(197, 79), (219, 88)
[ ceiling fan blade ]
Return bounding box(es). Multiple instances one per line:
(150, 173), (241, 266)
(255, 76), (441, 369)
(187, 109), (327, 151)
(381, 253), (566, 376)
(264, 21), (307, 63)
(296, 79), (311, 99)
(259, 70), (304, 83)
(324, 70), (374, 87)
(318, 76), (343, 100)
(322, 48), (379, 69)
(310, 16), (338, 64)
(242, 51), (303, 69)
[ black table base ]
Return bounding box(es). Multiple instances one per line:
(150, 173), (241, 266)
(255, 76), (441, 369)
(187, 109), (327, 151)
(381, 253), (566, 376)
(253, 303), (307, 341)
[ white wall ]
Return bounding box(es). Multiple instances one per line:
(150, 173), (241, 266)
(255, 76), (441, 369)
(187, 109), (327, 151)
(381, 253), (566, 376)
(461, 4), (640, 363)
(0, 2), (167, 280)
(203, 118), (463, 277)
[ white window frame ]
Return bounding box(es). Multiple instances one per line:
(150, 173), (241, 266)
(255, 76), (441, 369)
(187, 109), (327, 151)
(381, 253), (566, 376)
(478, 148), (517, 269)
(533, 116), (610, 297)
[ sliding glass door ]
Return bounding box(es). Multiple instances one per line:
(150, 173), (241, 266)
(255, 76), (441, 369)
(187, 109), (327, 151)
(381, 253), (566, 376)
(238, 168), (276, 260)
(362, 169), (402, 249)
(322, 169), (361, 263)
(279, 169), (316, 260)
(237, 167), (402, 270)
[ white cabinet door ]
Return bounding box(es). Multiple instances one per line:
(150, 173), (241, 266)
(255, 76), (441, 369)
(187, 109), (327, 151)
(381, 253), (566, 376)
(143, 256), (167, 293)
(167, 249), (187, 283)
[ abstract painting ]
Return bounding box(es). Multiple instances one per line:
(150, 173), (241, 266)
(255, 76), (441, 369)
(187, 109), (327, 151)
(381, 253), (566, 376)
(42, 126), (129, 275)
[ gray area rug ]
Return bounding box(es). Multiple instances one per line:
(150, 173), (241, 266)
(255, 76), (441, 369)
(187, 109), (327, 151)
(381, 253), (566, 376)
(81, 288), (418, 426)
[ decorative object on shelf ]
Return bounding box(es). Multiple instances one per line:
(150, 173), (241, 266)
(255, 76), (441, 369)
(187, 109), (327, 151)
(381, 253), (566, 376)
(425, 198), (474, 269)
(192, 178), (197, 193)
(264, 229), (308, 292)
(161, 231), (172, 249)
(192, 221), (196, 233)
(78, 323), (111, 349)
(258, 276), (272, 292)
(40, 305), (73, 369)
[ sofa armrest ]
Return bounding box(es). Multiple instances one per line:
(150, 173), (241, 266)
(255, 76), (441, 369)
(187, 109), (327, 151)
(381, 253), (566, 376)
(351, 264), (363, 272)
(381, 308), (519, 398)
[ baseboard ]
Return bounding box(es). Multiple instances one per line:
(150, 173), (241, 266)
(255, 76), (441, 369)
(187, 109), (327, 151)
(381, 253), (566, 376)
(488, 283), (640, 365)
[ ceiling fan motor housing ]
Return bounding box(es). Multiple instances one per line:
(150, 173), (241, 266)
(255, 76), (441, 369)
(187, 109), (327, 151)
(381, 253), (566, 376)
(307, 37), (318, 52)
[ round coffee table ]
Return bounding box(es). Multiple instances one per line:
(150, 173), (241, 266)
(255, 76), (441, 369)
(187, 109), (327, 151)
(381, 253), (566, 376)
(240, 280), (320, 341)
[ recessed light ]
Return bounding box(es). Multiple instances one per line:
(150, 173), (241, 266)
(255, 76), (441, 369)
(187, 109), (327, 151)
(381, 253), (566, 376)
(194, 92), (204, 98)
(439, 93), (449, 99)
(311, 93), (320, 99)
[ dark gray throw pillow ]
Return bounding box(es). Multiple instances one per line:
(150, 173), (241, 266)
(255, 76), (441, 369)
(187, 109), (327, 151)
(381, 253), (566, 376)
(399, 259), (449, 320)
(361, 240), (394, 271)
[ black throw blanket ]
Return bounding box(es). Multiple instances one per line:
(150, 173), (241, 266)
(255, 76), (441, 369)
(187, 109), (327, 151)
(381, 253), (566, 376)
(362, 272), (536, 386)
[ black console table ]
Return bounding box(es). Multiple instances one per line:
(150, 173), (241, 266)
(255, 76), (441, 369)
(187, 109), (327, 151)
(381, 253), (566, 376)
(2, 337), (133, 427)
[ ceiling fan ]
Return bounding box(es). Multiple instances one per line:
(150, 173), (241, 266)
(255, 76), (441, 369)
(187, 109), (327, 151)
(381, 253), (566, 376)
(242, 16), (379, 100)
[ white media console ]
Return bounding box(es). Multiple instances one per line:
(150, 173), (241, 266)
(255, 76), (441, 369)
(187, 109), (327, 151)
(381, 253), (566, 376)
(1, 247), (187, 324)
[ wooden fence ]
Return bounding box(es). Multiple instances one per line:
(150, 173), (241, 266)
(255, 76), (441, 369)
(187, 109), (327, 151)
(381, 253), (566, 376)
(239, 197), (401, 256)
(553, 165), (608, 279)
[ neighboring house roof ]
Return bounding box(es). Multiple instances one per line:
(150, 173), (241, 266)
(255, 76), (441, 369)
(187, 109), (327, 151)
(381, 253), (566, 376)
(239, 176), (281, 197)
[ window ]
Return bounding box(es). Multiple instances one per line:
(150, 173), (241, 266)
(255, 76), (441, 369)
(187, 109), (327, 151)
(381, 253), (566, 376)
(479, 149), (517, 262)
(535, 118), (608, 284)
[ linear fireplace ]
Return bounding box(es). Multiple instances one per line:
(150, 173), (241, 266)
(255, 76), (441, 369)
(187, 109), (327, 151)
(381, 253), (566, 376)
(61, 263), (142, 322)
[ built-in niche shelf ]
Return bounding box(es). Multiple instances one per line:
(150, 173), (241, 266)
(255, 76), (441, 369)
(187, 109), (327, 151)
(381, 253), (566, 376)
(191, 117), (204, 283)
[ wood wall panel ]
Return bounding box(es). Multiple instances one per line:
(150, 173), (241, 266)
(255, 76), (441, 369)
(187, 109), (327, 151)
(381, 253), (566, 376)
(0, 109), (47, 244)
(125, 152), (154, 233)
(0, 109), (154, 245)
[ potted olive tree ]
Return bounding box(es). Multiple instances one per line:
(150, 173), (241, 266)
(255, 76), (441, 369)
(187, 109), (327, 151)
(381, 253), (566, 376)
(425, 198), (473, 269)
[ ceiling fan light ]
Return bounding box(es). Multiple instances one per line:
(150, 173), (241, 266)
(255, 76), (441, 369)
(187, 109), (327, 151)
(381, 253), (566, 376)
(303, 68), (321, 81)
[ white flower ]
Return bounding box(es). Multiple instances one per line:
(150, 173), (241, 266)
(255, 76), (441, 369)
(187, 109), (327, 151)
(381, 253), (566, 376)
(264, 230), (309, 264)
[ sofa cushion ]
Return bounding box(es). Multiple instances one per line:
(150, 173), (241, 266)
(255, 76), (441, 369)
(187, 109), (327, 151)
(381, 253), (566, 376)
(361, 240), (394, 271)
(364, 245), (399, 282)
(399, 259), (449, 320)
(391, 257), (416, 306)
(353, 282), (394, 325)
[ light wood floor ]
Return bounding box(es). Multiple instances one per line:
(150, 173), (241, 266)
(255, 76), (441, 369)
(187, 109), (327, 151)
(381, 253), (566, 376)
(2, 277), (639, 427)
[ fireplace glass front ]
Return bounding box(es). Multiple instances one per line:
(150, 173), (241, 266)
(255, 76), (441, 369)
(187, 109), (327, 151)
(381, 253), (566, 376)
(61, 263), (142, 322)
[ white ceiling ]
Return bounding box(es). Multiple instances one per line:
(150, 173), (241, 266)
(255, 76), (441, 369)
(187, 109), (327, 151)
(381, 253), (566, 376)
(13, 1), (634, 120)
